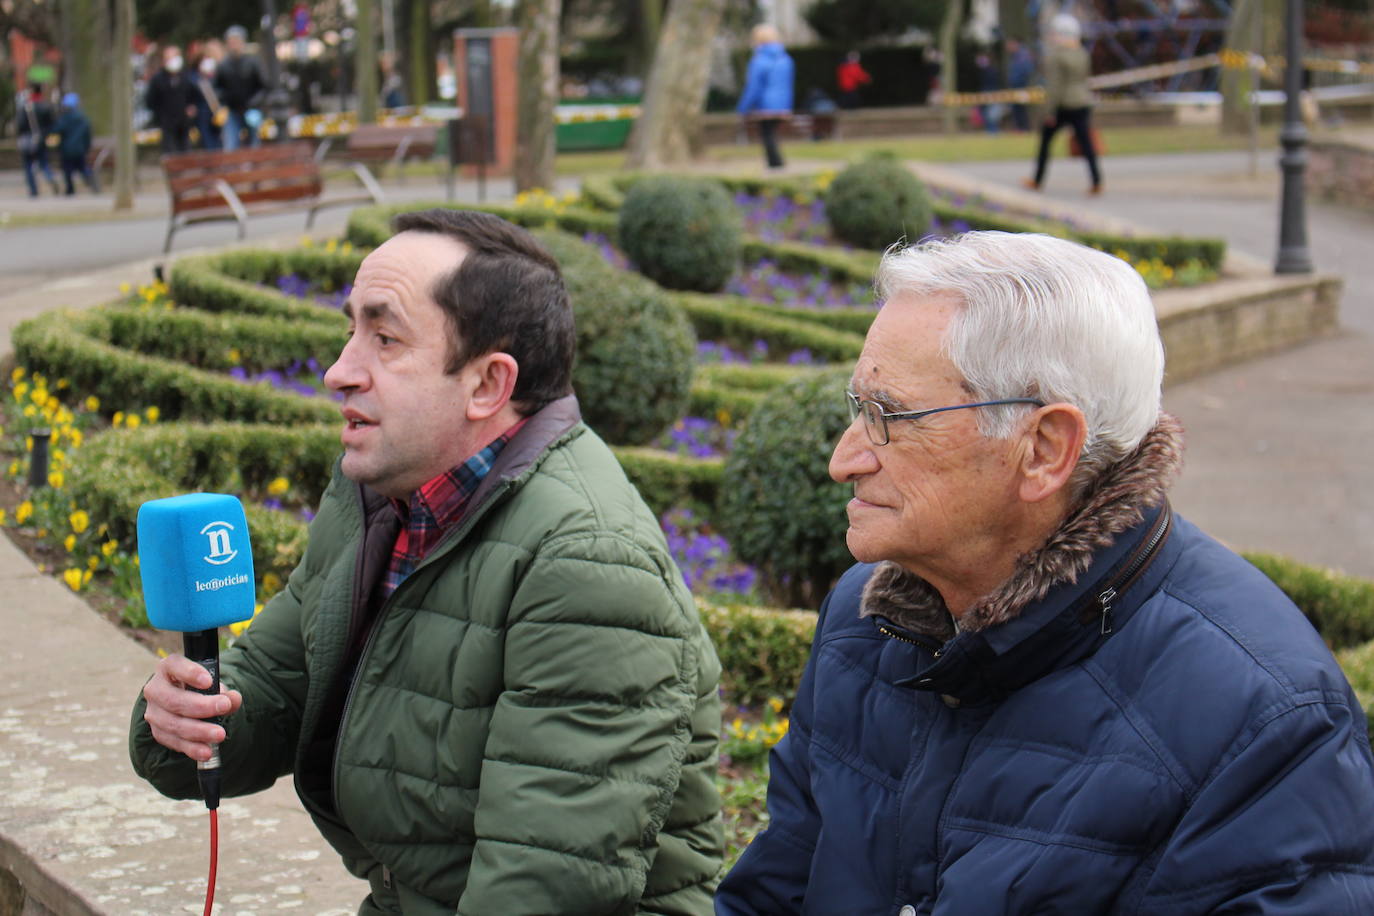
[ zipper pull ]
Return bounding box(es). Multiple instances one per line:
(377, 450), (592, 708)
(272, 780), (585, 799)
(1099, 587), (1117, 636)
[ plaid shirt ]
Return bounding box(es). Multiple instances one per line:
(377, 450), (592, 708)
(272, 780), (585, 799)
(380, 420), (526, 600)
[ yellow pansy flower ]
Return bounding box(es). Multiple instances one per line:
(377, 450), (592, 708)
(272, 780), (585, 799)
(69, 510), (90, 534)
(267, 477), (290, 496)
(10, 367), (25, 382)
(63, 534), (76, 552)
(84, 395), (100, 411)
(63, 568), (83, 591)
(145, 406), (160, 423)
(87, 556), (99, 571)
(125, 414), (141, 429)
(102, 540), (119, 557)
(48, 470), (64, 488)
(15, 502), (32, 524)
(112, 411), (124, 427)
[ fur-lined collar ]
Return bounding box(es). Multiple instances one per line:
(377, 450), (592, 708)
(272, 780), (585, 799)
(859, 413), (1185, 639)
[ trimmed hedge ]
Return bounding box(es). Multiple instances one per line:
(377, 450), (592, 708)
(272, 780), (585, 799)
(1245, 552), (1374, 650)
(102, 305), (346, 372)
(700, 602), (818, 706)
(169, 254), (354, 324)
(675, 293), (865, 363)
(12, 309), (339, 425)
(67, 423), (338, 577)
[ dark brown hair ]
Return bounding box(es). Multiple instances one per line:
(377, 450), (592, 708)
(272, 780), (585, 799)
(391, 208), (575, 414)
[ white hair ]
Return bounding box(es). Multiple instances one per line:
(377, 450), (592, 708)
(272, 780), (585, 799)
(1050, 13), (1082, 40)
(876, 231), (1164, 493)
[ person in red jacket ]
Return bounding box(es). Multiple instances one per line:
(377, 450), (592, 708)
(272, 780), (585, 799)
(835, 51), (871, 110)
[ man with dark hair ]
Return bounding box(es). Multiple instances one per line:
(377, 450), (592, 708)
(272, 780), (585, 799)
(130, 209), (725, 914)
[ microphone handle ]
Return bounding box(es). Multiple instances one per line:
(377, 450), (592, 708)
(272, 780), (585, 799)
(182, 628), (223, 809)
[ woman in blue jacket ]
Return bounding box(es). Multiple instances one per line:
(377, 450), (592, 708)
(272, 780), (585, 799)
(737, 24), (794, 170)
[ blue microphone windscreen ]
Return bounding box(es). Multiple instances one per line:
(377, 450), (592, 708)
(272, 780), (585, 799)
(137, 493), (256, 632)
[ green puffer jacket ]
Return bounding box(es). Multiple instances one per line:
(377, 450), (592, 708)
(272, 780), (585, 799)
(130, 396), (725, 914)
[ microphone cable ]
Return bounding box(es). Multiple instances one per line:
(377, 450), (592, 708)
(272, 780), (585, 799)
(203, 807), (219, 916)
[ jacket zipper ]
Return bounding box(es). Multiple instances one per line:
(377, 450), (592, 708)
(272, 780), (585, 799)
(330, 476), (518, 818)
(877, 623), (945, 655)
(1097, 504), (1172, 636)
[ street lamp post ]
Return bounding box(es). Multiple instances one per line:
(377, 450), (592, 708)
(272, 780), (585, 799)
(1275, 0), (1313, 274)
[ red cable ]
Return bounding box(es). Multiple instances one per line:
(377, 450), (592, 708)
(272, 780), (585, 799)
(204, 808), (219, 916)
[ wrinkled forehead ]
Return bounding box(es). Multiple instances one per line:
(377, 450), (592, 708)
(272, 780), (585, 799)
(850, 292), (967, 400)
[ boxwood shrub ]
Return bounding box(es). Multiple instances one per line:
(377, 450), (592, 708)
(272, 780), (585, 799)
(12, 309), (338, 425)
(825, 158), (934, 251)
(618, 176), (743, 292)
(533, 229), (696, 446)
(719, 367), (855, 607)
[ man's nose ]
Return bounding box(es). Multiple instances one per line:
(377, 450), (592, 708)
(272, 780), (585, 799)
(323, 338), (366, 393)
(829, 418), (879, 484)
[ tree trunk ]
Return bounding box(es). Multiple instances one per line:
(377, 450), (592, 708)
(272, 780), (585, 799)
(514, 0), (560, 192)
(357, 0), (379, 123)
(939, 0), (963, 134)
(112, 0), (135, 211)
(65, 0), (112, 136)
(1221, 0), (1260, 134)
(624, 0), (727, 171)
(407, 0), (434, 106)
(636, 0), (663, 76)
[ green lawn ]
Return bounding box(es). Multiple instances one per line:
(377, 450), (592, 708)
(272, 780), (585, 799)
(556, 124), (1279, 175)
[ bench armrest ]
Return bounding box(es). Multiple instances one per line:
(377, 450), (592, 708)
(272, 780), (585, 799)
(344, 162), (386, 204)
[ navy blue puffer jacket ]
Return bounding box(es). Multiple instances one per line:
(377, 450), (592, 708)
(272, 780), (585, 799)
(718, 504), (1374, 914)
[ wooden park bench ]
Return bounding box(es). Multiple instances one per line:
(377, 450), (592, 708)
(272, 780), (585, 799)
(315, 124), (438, 181)
(741, 112), (838, 144)
(161, 143), (384, 253)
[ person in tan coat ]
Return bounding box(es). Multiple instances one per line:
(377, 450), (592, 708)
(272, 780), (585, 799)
(1024, 14), (1101, 194)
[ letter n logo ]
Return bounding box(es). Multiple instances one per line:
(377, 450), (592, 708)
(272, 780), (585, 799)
(201, 520), (238, 566)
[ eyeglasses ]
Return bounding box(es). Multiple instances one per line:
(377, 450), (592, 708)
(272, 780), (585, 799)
(845, 389), (1046, 446)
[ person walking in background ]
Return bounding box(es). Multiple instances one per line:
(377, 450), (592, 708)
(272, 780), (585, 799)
(145, 45), (197, 154)
(737, 24), (794, 171)
(835, 51), (871, 110)
(215, 25), (267, 150)
(16, 84), (59, 197)
(1024, 14), (1101, 194)
(974, 51), (1003, 133)
(1006, 37), (1034, 131)
(191, 55), (223, 150)
(52, 92), (98, 194)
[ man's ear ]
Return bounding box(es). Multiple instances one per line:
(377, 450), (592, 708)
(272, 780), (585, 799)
(464, 352), (519, 422)
(1018, 404), (1088, 504)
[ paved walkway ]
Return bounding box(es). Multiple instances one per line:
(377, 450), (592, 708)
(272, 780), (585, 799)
(1, 144), (1371, 912)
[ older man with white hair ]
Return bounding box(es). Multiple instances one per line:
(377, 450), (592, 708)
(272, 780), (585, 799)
(716, 232), (1374, 914)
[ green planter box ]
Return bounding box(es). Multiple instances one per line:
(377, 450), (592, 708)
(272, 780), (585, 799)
(556, 118), (635, 151)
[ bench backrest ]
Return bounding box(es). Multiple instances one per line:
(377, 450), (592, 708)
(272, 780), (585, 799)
(163, 143), (323, 215)
(345, 125), (437, 155)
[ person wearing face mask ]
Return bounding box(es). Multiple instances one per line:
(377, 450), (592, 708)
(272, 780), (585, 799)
(191, 55), (223, 150)
(145, 44), (198, 154)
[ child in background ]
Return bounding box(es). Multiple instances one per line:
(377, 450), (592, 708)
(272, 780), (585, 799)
(53, 92), (99, 195)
